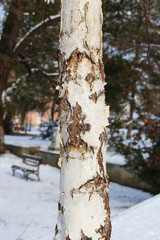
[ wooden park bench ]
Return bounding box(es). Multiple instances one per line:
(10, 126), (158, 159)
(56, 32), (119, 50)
(11, 154), (42, 181)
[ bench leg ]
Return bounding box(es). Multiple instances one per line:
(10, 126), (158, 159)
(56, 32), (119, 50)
(12, 167), (17, 176)
(26, 174), (29, 181)
(31, 173), (40, 181)
(24, 171), (29, 181)
(37, 174), (40, 181)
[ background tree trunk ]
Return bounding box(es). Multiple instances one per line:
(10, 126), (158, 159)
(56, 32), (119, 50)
(0, 97), (5, 153)
(54, 0), (111, 239)
(0, 0), (27, 153)
(126, 92), (135, 139)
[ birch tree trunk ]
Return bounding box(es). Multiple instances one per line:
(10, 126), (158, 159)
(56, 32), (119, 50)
(54, 0), (111, 239)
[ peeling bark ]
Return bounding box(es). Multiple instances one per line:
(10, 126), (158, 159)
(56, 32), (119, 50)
(66, 102), (91, 151)
(58, 202), (65, 215)
(66, 236), (71, 240)
(89, 92), (98, 103)
(81, 230), (92, 240)
(85, 73), (95, 89)
(54, 0), (111, 239)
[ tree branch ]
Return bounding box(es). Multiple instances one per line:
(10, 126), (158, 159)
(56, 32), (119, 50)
(0, 0), (27, 56)
(13, 14), (60, 56)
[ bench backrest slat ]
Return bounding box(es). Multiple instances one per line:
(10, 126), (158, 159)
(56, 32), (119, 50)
(22, 154), (41, 161)
(22, 154), (41, 169)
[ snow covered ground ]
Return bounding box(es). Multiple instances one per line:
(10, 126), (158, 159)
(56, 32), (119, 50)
(1, 150), (159, 240)
(111, 194), (160, 240)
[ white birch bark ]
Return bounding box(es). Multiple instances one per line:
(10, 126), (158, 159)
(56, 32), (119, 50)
(54, 0), (111, 239)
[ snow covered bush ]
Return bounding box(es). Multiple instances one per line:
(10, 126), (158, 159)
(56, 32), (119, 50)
(109, 117), (160, 194)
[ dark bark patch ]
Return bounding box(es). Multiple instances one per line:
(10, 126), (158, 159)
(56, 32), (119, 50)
(89, 90), (105, 104)
(97, 130), (108, 172)
(66, 102), (91, 151)
(70, 188), (79, 198)
(97, 90), (105, 99)
(96, 222), (111, 240)
(59, 88), (71, 117)
(60, 99), (70, 112)
(85, 73), (95, 88)
(89, 146), (94, 154)
(66, 49), (95, 71)
(97, 131), (107, 173)
(83, 40), (90, 51)
(97, 146), (104, 172)
(58, 202), (65, 215)
(70, 189), (74, 198)
(67, 48), (80, 63)
(81, 229), (92, 240)
(66, 68), (73, 82)
(57, 49), (63, 62)
(55, 224), (58, 236)
(89, 92), (98, 103)
(66, 235), (71, 240)
(82, 123), (91, 134)
(99, 130), (107, 145)
(98, 59), (105, 83)
(96, 225), (105, 236)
